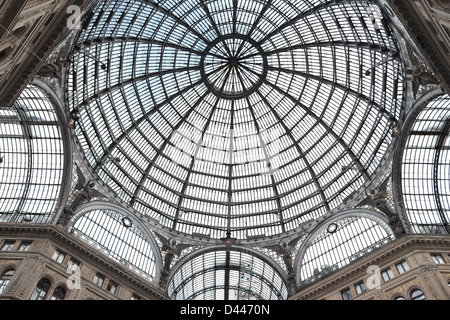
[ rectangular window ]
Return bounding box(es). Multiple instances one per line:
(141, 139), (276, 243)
(431, 254), (445, 264)
(341, 288), (352, 300)
(381, 268), (395, 281)
(1, 240), (15, 251)
(395, 260), (410, 274)
(355, 281), (366, 295)
(18, 241), (32, 252)
(52, 249), (66, 263)
(94, 273), (105, 287)
(107, 281), (118, 294)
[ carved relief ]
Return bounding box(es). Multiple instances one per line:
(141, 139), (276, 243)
(18, 257), (43, 298)
(386, 278), (420, 298)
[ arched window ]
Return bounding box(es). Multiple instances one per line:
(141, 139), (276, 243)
(50, 286), (66, 300)
(399, 94), (450, 234)
(296, 210), (394, 286)
(167, 247), (289, 300)
(0, 84), (65, 223)
(411, 289), (426, 300)
(394, 295), (405, 300)
(0, 269), (15, 295)
(69, 205), (159, 281)
(29, 278), (51, 300)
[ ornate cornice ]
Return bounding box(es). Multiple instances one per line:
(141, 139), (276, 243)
(0, 223), (170, 300)
(290, 234), (450, 299)
(0, 0), (95, 106)
(386, 0), (450, 94)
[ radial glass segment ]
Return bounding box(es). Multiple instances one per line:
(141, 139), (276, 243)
(68, 0), (404, 241)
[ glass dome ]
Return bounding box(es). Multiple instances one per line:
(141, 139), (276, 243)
(68, 0), (404, 241)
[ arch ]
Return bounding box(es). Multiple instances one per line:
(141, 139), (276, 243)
(0, 263), (18, 275)
(0, 46), (13, 63)
(294, 209), (394, 287)
(0, 82), (68, 224)
(29, 277), (52, 300)
(167, 245), (289, 300)
(31, 78), (74, 225)
(50, 285), (67, 300)
(409, 287), (426, 300)
(0, 268), (15, 295)
(67, 201), (163, 283)
(392, 89), (450, 234)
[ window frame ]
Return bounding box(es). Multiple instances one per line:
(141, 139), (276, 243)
(0, 269), (15, 295)
(52, 249), (66, 264)
(431, 254), (446, 264)
(395, 260), (410, 274)
(50, 286), (67, 300)
(381, 268), (395, 282)
(93, 273), (105, 287)
(1, 240), (16, 251)
(410, 288), (426, 300)
(340, 287), (353, 300)
(18, 241), (32, 252)
(354, 280), (367, 295)
(107, 280), (119, 295)
(29, 278), (51, 300)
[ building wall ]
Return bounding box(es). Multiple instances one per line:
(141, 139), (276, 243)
(1, 224), (449, 300)
(0, 0), (94, 106)
(386, 0), (450, 94)
(290, 234), (450, 300)
(0, 223), (169, 300)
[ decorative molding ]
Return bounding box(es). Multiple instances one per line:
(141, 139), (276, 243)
(290, 234), (450, 300)
(386, 278), (419, 297)
(0, 223), (169, 300)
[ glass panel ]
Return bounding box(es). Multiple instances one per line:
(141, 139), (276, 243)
(0, 85), (64, 223)
(68, 0), (404, 241)
(167, 249), (288, 300)
(70, 208), (157, 281)
(401, 94), (450, 234)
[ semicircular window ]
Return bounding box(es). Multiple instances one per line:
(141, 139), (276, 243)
(401, 94), (450, 234)
(0, 84), (65, 223)
(69, 207), (158, 281)
(68, 0), (404, 240)
(297, 212), (394, 287)
(167, 248), (288, 300)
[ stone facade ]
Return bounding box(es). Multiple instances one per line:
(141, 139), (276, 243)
(1, 223), (449, 300)
(0, 223), (169, 300)
(0, 0), (94, 106)
(290, 234), (450, 300)
(386, 0), (450, 94)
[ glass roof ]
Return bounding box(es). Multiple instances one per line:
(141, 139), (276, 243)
(0, 84), (65, 223)
(68, 0), (404, 241)
(296, 210), (394, 287)
(167, 247), (289, 300)
(401, 94), (450, 234)
(70, 206), (158, 280)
